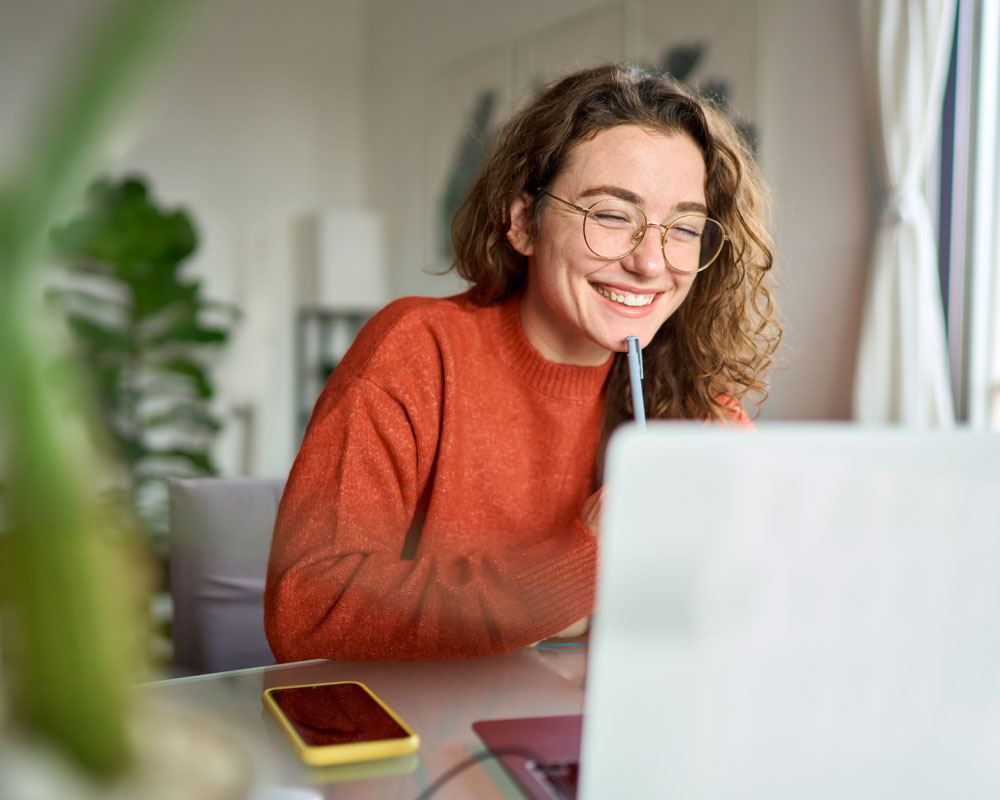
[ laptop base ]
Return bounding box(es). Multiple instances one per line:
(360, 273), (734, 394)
(473, 714), (582, 800)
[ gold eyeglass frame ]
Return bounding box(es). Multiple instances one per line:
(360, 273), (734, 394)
(540, 190), (729, 274)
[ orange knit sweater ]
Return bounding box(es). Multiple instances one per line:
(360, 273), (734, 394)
(265, 293), (613, 661)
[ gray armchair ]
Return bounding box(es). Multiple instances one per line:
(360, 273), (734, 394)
(166, 476), (285, 675)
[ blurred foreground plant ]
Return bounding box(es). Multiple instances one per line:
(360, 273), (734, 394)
(0, 0), (197, 778)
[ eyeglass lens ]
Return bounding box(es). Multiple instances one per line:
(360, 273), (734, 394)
(582, 198), (725, 272)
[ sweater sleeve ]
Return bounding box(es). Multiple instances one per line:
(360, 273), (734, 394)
(264, 375), (597, 662)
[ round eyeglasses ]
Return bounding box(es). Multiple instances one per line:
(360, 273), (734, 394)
(540, 191), (729, 274)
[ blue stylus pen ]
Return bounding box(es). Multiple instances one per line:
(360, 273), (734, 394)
(626, 336), (646, 429)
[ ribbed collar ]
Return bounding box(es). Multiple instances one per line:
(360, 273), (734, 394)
(490, 294), (613, 400)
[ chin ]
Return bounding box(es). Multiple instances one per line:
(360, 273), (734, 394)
(595, 322), (667, 353)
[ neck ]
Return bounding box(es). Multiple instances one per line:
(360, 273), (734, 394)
(517, 292), (611, 367)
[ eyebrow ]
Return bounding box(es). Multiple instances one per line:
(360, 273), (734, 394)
(578, 185), (709, 216)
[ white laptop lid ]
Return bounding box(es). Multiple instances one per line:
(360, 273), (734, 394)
(581, 424), (1000, 800)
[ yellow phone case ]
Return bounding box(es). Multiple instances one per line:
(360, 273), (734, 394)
(262, 680), (420, 767)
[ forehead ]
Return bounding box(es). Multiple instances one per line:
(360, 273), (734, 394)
(554, 124), (707, 208)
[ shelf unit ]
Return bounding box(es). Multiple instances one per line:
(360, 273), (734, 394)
(295, 307), (374, 442)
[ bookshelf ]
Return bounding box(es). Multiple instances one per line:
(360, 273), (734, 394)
(294, 307), (374, 442)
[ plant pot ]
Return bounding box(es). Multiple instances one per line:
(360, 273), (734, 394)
(0, 692), (255, 800)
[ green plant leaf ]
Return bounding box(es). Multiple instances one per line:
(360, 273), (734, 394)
(200, 298), (243, 320)
(140, 447), (216, 475)
(143, 403), (223, 433)
(145, 317), (230, 347)
(51, 176), (198, 279)
(46, 285), (131, 317)
(0, 0), (202, 777)
(132, 275), (201, 319)
(144, 358), (213, 398)
(115, 433), (152, 466)
(65, 313), (131, 353)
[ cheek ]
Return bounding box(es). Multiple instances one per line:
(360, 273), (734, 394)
(536, 236), (591, 288)
(656, 276), (698, 325)
(675, 274), (699, 303)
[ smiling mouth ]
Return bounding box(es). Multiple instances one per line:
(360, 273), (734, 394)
(592, 283), (657, 308)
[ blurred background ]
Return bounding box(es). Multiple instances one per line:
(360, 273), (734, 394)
(0, 0), (884, 480)
(2, 0), (997, 516)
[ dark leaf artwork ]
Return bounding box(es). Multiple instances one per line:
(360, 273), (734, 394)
(661, 42), (705, 83)
(655, 42), (760, 155)
(438, 89), (497, 260)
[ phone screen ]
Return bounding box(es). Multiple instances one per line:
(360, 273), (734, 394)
(267, 683), (411, 747)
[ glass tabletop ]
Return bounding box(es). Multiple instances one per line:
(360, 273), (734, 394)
(142, 643), (587, 799)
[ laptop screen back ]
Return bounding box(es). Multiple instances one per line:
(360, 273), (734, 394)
(581, 424), (1000, 800)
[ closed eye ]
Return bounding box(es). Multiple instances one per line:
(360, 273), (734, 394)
(592, 211), (633, 227)
(668, 224), (702, 242)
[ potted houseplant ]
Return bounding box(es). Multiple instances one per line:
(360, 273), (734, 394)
(48, 174), (237, 550)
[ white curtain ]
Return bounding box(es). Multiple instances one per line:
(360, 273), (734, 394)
(853, 0), (958, 426)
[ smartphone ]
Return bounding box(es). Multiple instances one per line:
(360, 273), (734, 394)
(262, 681), (420, 767)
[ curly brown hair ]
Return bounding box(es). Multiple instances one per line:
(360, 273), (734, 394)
(450, 63), (781, 474)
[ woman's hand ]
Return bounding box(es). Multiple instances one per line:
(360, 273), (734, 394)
(580, 485), (605, 537)
(551, 616), (590, 638)
(542, 488), (606, 640)
(534, 488), (605, 644)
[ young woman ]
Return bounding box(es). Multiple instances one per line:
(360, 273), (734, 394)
(264, 63), (780, 661)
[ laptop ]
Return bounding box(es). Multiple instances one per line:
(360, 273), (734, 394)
(475, 424), (1000, 799)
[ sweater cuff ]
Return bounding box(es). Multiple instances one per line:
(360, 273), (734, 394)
(511, 519), (598, 630)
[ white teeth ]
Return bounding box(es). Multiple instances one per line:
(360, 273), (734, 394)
(594, 285), (655, 307)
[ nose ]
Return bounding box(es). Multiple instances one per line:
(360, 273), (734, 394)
(623, 223), (667, 278)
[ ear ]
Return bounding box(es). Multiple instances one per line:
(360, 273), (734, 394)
(507, 193), (535, 256)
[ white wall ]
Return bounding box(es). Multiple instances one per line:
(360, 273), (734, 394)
(755, 0), (871, 420)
